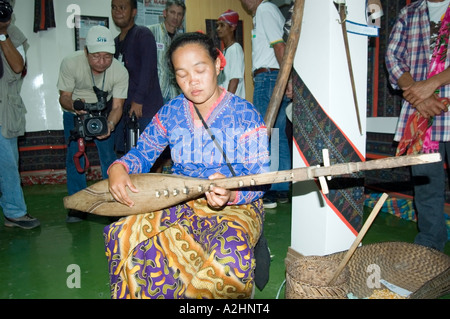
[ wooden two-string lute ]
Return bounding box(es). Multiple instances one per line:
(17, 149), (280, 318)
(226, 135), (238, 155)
(63, 153), (440, 217)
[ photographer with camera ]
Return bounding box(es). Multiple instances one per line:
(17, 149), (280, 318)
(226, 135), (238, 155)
(58, 25), (129, 222)
(0, 0), (40, 229)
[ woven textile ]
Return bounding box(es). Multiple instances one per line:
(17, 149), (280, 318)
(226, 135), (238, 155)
(292, 71), (364, 232)
(365, 193), (416, 221)
(365, 192), (450, 240)
(33, 0), (55, 33)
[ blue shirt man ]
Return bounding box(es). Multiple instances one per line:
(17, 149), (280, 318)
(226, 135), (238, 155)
(112, 0), (164, 153)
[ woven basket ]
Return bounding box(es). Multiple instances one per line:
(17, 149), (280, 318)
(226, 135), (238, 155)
(285, 242), (450, 299)
(285, 250), (350, 299)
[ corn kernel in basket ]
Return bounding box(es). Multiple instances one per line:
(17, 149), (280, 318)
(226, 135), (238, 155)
(368, 289), (406, 299)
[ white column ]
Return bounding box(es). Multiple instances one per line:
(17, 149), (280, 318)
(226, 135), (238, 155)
(290, 0), (368, 256)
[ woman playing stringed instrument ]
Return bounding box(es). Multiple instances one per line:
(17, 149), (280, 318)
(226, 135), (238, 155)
(104, 32), (270, 299)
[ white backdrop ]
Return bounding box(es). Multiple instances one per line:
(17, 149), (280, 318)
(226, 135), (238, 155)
(13, 0), (119, 132)
(13, 0), (389, 135)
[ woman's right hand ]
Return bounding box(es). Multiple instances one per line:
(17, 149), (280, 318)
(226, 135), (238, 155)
(108, 163), (139, 207)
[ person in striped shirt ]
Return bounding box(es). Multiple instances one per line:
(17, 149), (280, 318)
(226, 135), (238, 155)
(385, 0), (450, 251)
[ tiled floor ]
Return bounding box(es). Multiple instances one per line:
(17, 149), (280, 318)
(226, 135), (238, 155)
(0, 183), (448, 299)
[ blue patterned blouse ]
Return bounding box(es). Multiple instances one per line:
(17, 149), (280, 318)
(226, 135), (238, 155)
(115, 89), (270, 205)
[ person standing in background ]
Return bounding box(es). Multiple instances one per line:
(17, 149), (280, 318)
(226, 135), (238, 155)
(112, 0), (164, 155)
(147, 0), (185, 173)
(0, 0), (40, 229)
(148, 0), (186, 104)
(385, 0), (450, 252)
(239, 0), (291, 209)
(216, 9), (246, 99)
(58, 25), (128, 222)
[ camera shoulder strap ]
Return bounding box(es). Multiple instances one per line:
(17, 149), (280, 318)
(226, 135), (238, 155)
(73, 137), (90, 174)
(90, 69), (106, 92)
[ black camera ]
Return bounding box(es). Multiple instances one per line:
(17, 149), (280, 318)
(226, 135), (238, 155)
(0, 1), (12, 23)
(72, 99), (108, 139)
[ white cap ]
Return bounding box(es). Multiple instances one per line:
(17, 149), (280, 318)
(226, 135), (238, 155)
(85, 25), (115, 54)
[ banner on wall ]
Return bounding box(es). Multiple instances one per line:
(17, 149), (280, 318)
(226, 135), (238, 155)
(292, 70), (365, 234)
(74, 15), (109, 51)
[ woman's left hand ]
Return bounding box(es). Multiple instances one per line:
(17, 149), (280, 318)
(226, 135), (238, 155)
(205, 173), (236, 208)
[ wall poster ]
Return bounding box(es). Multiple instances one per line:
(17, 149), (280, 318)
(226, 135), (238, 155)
(74, 15), (110, 51)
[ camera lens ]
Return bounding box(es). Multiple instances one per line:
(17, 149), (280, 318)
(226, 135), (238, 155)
(86, 118), (104, 135)
(83, 116), (108, 137)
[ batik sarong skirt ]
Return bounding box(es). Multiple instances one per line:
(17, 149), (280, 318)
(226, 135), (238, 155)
(103, 198), (264, 299)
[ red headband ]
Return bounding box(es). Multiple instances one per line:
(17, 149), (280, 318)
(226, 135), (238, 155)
(218, 9), (239, 27)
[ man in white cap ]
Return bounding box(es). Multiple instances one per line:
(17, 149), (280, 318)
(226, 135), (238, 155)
(57, 25), (129, 222)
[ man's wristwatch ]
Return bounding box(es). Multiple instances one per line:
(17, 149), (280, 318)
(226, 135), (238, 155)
(0, 34), (9, 42)
(108, 120), (115, 132)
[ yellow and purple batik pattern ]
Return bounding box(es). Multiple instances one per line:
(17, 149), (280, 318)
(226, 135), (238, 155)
(104, 198), (264, 299)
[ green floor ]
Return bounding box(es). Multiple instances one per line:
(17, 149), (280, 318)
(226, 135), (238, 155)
(0, 183), (449, 299)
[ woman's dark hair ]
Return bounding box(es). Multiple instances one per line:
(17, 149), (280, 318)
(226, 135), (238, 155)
(167, 32), (219, 75)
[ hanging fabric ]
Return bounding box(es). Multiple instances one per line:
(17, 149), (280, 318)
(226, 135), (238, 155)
(33, 0), (55, 33)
